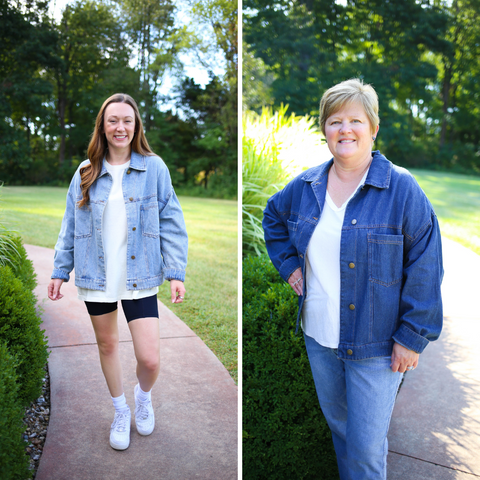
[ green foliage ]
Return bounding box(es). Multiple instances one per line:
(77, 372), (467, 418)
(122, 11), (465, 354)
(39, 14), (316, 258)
(244, 0), (480, 174)
(243, 254), (338, 479)
(242, 106), (325, 256)
(0, 0), (236, 197)
(177, 75), (237, 196)
(0, 184), (21, 267)
(0, 343), (31, 480)
(0, 266), (48, 407)
(8, 237), (38, 292)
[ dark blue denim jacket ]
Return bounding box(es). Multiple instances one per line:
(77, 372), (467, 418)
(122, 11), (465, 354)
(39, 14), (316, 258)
(52, 152), (188, 290)
(263, 151), (443, 360)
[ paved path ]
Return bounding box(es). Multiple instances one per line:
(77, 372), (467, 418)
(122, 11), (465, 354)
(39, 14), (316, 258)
(388, 237), (480, 479)
(27, 245), (237, 480)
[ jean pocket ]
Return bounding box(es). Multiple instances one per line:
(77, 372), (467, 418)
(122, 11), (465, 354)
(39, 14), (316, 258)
(74, 206), (93, 239)
(368, 234), (403, 286)
(141, 203), (160, 238)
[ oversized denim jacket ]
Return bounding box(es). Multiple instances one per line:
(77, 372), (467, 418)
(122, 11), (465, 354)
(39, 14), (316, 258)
(52, 151), (188, 290)
(263, 151), (443, 360)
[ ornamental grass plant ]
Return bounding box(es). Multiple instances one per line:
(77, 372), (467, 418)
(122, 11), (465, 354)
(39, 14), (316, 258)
(242, 106), (329, 257)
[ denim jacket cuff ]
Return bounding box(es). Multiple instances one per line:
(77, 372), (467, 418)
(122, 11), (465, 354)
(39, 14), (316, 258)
(279, 257), (301, 283)
(392, 323), (429, 354)
(164, 268), (186, 282)
(51, 269), (70, 282)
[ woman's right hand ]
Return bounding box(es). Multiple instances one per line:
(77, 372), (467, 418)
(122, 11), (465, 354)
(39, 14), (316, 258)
(288, 267), (304, 296)
(48, 278), (64, 301)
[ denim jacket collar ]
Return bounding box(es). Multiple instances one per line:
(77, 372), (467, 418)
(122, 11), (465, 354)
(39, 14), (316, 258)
(98, 151), (147, 178)
(300, 151), (392, 190)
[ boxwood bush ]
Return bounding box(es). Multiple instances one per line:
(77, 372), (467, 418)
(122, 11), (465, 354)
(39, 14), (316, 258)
(243, 254), (339, 479)
(8, 237), (37, 292)
(0, 342), (31, 479)
(0, 264), (48, 407)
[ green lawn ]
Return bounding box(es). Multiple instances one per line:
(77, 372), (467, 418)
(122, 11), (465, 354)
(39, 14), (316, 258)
(410, 170), (480, 256)
(1, 186), (238, 382)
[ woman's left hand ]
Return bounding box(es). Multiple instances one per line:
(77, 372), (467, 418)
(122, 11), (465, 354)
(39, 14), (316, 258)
(390, 342), (419, 373)
(170, 280), (186, 304)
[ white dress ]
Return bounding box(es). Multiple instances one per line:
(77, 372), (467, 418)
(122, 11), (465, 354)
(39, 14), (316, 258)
(77, 159), (158, 302)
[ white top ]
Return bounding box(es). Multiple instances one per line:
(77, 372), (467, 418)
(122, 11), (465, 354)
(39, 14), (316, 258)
(302, 169), (368, 347)
(77, 159), (158, 302)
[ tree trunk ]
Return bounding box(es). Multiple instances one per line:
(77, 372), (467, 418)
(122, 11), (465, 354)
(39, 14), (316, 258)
(58, 86), (66, 166)
(440, 61), (452, 149)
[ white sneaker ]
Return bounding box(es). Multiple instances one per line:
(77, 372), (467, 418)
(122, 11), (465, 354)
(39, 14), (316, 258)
(110, 407), (131, 450)
(134, 384), (155, 436)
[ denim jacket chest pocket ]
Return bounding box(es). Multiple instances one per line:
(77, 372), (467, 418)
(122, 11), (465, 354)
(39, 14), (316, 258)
(74, 200), (93, 239)
(141, 202), (160, 238)
(368, 233), (404, 286)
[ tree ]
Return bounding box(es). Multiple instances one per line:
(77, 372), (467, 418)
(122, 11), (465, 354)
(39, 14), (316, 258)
(114, 0), (179, 132)
(53, 0), (138, 167)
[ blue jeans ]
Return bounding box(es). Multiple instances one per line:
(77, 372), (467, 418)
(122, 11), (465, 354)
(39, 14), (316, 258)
(304, 334), (403, 480)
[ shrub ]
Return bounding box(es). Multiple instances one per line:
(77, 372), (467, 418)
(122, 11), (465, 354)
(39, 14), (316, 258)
(242, 254), (339, 479)
(7, 237), (37, 292)
(0, 342), (31, 480)
(0, 266), (48, 407)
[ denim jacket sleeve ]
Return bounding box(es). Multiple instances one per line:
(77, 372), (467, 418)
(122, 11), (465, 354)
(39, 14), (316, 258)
(156, 162), (188, 282)
(393, 205), (443, 354)
(262, 182), (301, 282)
(51, 172), (78, 281)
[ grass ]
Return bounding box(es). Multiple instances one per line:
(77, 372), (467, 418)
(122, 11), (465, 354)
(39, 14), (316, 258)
(1, 186), (238, 382)
(410, 170), (480, 256)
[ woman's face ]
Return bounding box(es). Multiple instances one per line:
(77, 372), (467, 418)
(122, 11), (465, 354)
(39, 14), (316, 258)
(103, 102), (136, 151)
(325, 101), (379, 166)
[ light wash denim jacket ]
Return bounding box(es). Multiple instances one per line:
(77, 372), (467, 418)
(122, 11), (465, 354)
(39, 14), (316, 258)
(263, 151), (443, 360)
(52, 151), (188, 290)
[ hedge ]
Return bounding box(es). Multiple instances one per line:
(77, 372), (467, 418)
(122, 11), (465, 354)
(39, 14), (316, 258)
(0, 264), (48, 407)
(243, 254), (339, 479)
(0, 343), (31, 479)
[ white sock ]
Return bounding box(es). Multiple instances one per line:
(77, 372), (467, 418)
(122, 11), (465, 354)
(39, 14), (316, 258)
(111, 393), (129, 413)
(135, 384), (151, 403)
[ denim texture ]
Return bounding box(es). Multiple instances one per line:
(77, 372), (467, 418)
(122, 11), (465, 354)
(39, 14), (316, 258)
(304, 333), (403, 480)
(52, 152), (188, 290)
(263, 151), (443, 359)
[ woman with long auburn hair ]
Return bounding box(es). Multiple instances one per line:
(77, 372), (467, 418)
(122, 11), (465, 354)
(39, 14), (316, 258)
(48, 93), (188, 451)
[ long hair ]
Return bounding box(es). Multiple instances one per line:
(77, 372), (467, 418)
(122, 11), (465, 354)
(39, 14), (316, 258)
(78, 93), (155, 207)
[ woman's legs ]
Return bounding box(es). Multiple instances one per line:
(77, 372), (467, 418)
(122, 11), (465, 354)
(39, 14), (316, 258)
(90, 309), (124, 398)
(304, 334), (403, 480)
(128, 316), (161, 392)
(128, 316), (160, 436)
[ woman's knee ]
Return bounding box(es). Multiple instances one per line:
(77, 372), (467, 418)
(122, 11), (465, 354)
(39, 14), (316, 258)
(96, 335), (119, 357)
(137, 351), (160, 373)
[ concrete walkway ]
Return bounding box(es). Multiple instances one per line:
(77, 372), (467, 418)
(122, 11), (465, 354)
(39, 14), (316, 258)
(388, 237), (480, 479)
(26, 245), (237, 480)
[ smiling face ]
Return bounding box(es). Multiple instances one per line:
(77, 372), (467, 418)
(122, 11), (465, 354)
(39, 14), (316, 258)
(325, 101), (379, 167)
(103, 102), (136, 152)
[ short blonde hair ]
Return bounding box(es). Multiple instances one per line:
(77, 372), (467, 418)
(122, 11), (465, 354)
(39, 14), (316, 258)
(319, 79), (379, 136)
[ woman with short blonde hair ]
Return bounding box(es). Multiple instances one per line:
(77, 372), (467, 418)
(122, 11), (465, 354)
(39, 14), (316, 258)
(263, 78), (443, 479)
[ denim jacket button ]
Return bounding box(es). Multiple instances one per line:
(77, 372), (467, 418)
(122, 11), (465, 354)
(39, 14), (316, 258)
(133, 283), (137, 288)
(349, 304), (355, 310)
(351, 219), (357, 225)
(132, 227), (136, 231)
(131, 255), (135, 260)
(127, 170), (131, 174)
(349, 262), (355, 269)
(347, 349), (353, 355)
(129, 197), (133, 201)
